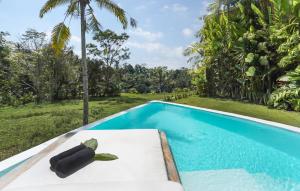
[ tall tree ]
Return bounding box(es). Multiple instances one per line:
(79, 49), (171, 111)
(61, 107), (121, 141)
(16, 29), (47, 103)
(151, 67), (169, 93)
(39, 0), (136, 125)
(87, 30), (130, 96)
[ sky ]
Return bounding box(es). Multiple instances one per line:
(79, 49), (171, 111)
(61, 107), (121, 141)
(0, 0), (212, 69)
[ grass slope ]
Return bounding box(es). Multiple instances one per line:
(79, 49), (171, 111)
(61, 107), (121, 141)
(0, 94), (299, 161)
(0, 93), (166, 160)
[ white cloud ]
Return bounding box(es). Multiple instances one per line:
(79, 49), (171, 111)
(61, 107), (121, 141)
(162, 3), (188, 13)
(45, 29), (81, 44)
(127, 26), (188, 68)
(127, 41), (162, 52)
(45, 29), (52, 41)
(129, 27), (163, 42)
(74, 50), (81, 56)
(127, 41), (183, 55)
(71, 35), (81, 43)
(182, 28), (194, 37)
(126, 41), (187, 68)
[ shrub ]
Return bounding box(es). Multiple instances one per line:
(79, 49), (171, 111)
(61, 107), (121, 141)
(128, 88), (138, 94)
(19, 92), (35, 105)
(268, 87), (300, 111)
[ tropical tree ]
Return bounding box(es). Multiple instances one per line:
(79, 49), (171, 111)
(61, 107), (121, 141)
(39, 0), (136, 125)
(186, 0), (300, 111)
(16, 29), (47, 103)
(42, 45), (81, 102)
(87, 30), (130, 96)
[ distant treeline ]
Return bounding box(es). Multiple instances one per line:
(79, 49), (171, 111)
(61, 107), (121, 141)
(0, 29), (192, 106)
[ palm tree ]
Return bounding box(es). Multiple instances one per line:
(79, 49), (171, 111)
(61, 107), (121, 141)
(40, 0), (136, 125)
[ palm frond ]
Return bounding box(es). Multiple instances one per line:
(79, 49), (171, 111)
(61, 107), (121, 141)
(95, 0), (128, 28)
(237, 2), (245, 17)
(130, 17), (137, 28)
(66, 0), (80, 18)
(251, 3), (267, 26)
(86, 6), (102, 32)
(51, 22), (71, 54)
(40, 0), (71, 18)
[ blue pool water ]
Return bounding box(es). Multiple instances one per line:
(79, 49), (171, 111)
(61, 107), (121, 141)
(90, 102), (300, 191)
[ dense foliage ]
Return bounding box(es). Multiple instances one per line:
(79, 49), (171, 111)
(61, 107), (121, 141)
(186, 0), (300, 111)
(0, 29), (192, 106)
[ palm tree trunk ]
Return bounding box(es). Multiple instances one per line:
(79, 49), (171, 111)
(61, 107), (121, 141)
(80, 1), (89, 125)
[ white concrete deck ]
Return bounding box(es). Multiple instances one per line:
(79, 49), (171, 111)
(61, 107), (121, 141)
(2, 129), (172, 190)
(4, 181), (184, 191)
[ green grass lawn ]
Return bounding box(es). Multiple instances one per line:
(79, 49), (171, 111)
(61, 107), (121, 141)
(0, 94), (299, 161)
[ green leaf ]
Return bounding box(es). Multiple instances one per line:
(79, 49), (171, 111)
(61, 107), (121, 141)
(251, 3), (266, 26)
(237, 2), (245, 16)
(83, 138), (98, 151)
(246, 66), (256, 77)
(250, 25), (255, 33)
(94, 153), (118, 161)
(294, 3), (300, 17)
(259, 56), (269, 66)
(258, 42), (267, 52)
(251, 3), (264, 18)
(51, 22), (71, 54)
(245, 53), (255, 63)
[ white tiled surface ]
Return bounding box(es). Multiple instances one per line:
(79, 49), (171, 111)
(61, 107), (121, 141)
(3, 129), (168, 190)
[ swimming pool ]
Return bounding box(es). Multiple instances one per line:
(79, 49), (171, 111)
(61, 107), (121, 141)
(89, 101), (300, 191)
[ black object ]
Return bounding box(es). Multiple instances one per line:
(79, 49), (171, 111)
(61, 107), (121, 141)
(50, 144), (86, 171)
(54, 147), (95, 178)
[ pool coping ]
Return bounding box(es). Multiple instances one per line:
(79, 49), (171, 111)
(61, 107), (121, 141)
(1, 100), (299, 173)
